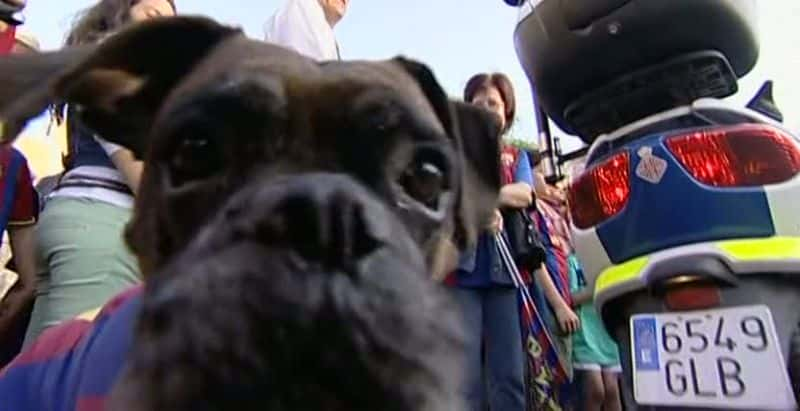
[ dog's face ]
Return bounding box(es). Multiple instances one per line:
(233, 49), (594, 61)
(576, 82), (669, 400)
(0, 17), (501, 410)
(129, 42), (500, 280)
(0, 17), (500, 279)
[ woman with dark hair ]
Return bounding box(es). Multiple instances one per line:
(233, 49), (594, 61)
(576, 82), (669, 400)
(64, 0), (175, 45)
(23, 0), (176, 346)
(443, 72), (534, 411)
(447, 73), (580, 411)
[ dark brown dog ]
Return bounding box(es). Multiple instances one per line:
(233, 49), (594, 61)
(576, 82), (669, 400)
(0, 17), (501, 410)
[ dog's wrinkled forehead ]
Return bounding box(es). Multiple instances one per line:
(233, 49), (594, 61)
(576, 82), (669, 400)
(158, 38), (318, 113)
(316, 60), (445, 134)
(155, 38), (445, 143)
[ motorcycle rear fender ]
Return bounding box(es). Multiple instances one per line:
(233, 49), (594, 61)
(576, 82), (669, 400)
(592, 236), (800, 315)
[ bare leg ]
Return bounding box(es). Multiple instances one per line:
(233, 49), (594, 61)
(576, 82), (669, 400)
(601, 371), (622, 411)
(581, 369), (605, 411)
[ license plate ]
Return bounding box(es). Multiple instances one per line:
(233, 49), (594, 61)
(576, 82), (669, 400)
(631, 305), (797, 410)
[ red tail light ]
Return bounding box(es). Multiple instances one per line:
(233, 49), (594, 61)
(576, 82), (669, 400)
(666, 124), (800, 187)
(568, 152), (630, 229)
(662, 276), (722, 311)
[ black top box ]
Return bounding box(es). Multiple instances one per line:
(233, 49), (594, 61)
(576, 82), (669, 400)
(514, 0), (759, 143)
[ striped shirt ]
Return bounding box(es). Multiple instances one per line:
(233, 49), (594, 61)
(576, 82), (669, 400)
(0, 286), (143, 411)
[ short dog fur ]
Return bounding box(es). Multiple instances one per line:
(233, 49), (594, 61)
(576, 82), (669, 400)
(0, 17), (502, 410)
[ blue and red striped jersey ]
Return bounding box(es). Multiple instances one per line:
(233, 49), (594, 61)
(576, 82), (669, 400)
(0, 286), (143, 411)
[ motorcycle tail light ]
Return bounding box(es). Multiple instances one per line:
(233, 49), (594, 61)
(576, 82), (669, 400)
(666, 124), (800, 187)
(568, 151), (630, 229)
(662, 276), (721, 311)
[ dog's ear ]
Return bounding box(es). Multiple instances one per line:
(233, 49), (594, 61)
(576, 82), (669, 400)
(0, 16), (239, 157)
(448, 102), (503, 246)
(0, 46), (95, 142)
(393, 57), (502, 250)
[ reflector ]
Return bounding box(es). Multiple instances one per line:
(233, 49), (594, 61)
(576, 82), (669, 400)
(568, 152), (630, 229)
(663, 280), (722, 311)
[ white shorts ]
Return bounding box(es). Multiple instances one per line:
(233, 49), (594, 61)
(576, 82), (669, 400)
(573, 363), (622, 373)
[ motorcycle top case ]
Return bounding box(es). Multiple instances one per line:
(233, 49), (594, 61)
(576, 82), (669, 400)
(514, 0), (759, 143)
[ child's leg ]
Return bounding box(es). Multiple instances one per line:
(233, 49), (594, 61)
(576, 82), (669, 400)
(601, 369), (622, 411)
(579, 368), (605, 411)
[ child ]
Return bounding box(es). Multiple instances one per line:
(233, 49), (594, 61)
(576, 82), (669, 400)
(568, 254), (622, 411)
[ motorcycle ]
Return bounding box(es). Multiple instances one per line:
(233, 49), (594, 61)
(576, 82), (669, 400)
(506, 0), (800, 409)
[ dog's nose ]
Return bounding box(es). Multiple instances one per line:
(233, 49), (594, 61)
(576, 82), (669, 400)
(225, 174), (390, 269)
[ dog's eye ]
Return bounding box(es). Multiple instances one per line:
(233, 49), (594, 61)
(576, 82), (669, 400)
(403, 162), (444, 207)
(170, 137), (221, 185)
(400, 149), (450, 209)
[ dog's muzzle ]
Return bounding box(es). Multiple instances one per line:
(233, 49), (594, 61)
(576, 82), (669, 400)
(213, 172), (417, 272)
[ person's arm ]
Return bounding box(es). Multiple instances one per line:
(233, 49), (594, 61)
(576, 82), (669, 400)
(535, 264), (579, 334)
(0, 153), (37, 338)
(0, 225), (36, 336)
(487, 208), (503, 234)
(571, 288), (593, 306)
(498, 182), (532, 208)
(110, 149), (143, 195)
(498, 150), (534, 209)
(95, 135), (143, 194)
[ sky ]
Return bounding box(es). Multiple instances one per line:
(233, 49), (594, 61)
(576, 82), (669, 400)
(17, 0), (800, 153)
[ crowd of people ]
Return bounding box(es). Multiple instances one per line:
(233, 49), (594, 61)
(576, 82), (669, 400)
(0, 0), (624, 410)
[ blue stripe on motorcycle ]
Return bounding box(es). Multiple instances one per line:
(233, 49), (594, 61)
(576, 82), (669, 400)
(596, 136), (774, 264)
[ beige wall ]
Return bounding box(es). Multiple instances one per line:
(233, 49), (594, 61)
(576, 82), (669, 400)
(14, 120), (67, 182)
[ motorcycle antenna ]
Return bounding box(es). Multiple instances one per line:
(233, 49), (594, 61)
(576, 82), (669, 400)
(532, 87), (562, 184)
(746, 80), (784, 123)
(532, 86), (589, 184)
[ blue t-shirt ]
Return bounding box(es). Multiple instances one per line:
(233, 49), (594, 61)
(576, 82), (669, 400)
(67, 118), (116, 170)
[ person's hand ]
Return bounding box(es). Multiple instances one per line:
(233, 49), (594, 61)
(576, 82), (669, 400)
(555, 304), (579, 334)
(534, 172), (567, 205)
(499, 182), (533, 209)
(486, 209), (503, 234)
(0, 280), (34, 313)
(0, 281), (34, 340)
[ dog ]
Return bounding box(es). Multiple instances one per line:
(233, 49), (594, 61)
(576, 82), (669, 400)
(0, 16), (502, 411)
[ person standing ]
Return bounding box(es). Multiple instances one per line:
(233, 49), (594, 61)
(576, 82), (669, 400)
(0, 0), (42, 367)
(569, 254), (623, 411)
(0, 146), (38, 367)
(444, 73), (533, 411)
(23, 0), (177, 346)
(264, 0), (347, 61)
